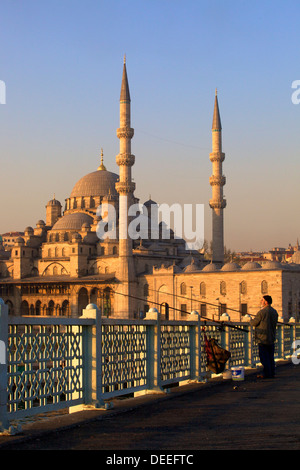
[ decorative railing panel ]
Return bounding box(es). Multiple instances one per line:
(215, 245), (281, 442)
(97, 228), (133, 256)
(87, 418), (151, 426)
(101, 323), (147, 398)
(6, 318), (89, 419)
(160, 323), (191, 384)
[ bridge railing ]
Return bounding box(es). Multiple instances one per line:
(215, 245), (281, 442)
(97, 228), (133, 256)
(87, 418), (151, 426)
(0, 302), (299, 433)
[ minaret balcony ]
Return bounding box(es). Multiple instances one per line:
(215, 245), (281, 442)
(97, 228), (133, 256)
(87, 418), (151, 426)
(117, 127), (134, 139)
(209, 152), (225, 162)
(209, 175), (226, 186)
(209, 198), (227, 209)
(115, 181), (136, 194)
(116, 153), (135, 167)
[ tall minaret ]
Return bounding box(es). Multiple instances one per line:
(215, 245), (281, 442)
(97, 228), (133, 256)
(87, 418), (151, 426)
(209, 89), (226, 264)
(115, 56), (136, 317)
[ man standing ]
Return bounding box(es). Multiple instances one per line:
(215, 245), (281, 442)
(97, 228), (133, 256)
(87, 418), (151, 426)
(250, 295), (278, 378)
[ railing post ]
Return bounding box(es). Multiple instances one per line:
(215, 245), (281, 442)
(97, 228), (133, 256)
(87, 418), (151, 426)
(277, 323), (284, 360)
(188, 312), (201, 381)
(82, 304), (105, 408)
(70, 304), (104, 413)
(0, 300), (9, 433)
(146, 308), (163, 392)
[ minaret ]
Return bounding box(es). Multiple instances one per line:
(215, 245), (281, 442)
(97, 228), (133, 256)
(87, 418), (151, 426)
(115, 56), (136, 317)
(209, 89), (226, 264)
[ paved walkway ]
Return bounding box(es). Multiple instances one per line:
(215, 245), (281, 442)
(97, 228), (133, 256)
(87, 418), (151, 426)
(1, 361), (300, 451)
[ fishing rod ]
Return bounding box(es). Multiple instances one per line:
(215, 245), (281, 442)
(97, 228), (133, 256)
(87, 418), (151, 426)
(113, 289), (248, 333)
(146, 286), (289, 327)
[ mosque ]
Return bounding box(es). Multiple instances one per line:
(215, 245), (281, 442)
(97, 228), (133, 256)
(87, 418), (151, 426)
(1, 59), (300, 321)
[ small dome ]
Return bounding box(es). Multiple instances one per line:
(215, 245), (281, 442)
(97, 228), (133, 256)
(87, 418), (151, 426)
(24, 226), (34, 234)
(47, 197), (61, 207)
(242, 261), (262, 270)
(202, 262), (219, 272)
(52, 212), (94, 231)
(184, 258), (201, 273)
(15, 237), (25, 245)
(221, 262), (241, 271)
(262, 260), (282, 270)
(36, 220), (45, 227)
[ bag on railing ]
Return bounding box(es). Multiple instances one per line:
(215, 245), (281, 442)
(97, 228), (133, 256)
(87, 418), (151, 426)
(204, 332), (231, 374)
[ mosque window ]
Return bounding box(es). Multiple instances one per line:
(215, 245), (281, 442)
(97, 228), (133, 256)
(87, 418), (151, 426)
(200, 282), (206, 297)
(261, 280), (268, 295)
(180, 282), (187, 295)
(220, 281), (226, 296)
(240, 281), (247, 295)
(143, 284), (149, 297)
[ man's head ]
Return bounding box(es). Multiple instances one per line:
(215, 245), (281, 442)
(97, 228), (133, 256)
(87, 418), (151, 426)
(262, 295), (272, 306)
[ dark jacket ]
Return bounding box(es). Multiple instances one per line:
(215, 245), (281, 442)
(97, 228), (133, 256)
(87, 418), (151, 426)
(250, 305), (278, 345)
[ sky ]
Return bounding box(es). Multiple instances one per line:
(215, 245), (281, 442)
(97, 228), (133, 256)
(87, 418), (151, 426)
(0, 0), (300, 252)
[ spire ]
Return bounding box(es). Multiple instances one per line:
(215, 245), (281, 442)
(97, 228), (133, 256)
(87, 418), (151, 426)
(97, 148), (106, 171)
(212, 89), (222, 130)
(120, 56), (131, 102)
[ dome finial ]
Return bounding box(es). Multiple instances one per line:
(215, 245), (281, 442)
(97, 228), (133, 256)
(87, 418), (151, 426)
(97, 148), (107, 171)
(124, 54), (126, 64)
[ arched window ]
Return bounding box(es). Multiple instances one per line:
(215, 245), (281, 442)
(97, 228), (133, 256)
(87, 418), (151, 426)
(261, 280), (268, 295)
(103, 287), (112, 317)
(21, 300), (29, 315)
(78, 287), (89, 316)
(200, 282), (206, 297)
(240, 281), (247, 295)
(35, 300), (41, 315)
(220, 281), (226, 296)
(144, 283), (149, 297)
(48, 300), (54, 315)
(180, 282), (187, 295)
(62, 300), (69, 316)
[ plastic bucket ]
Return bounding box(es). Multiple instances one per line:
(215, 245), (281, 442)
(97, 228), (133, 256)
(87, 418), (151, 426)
(231, 366), (245, 381)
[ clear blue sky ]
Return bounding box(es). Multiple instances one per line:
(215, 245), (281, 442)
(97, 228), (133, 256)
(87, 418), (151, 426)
(1, 0), (299, 252)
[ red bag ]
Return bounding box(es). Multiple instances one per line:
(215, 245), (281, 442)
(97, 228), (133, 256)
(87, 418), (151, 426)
(203, 331), (231, 374)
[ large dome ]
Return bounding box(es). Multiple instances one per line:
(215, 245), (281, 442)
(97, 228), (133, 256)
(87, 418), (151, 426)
(70, 169), (119, 198)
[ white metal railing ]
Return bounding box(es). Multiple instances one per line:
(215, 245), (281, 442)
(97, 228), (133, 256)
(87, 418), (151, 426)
(0, 301), (299, 434)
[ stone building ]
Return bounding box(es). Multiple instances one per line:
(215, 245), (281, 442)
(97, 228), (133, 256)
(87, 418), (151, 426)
(1, 59), (300, 321)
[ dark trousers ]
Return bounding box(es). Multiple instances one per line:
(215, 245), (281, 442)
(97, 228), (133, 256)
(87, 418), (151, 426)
(258, 343), (275, 378)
